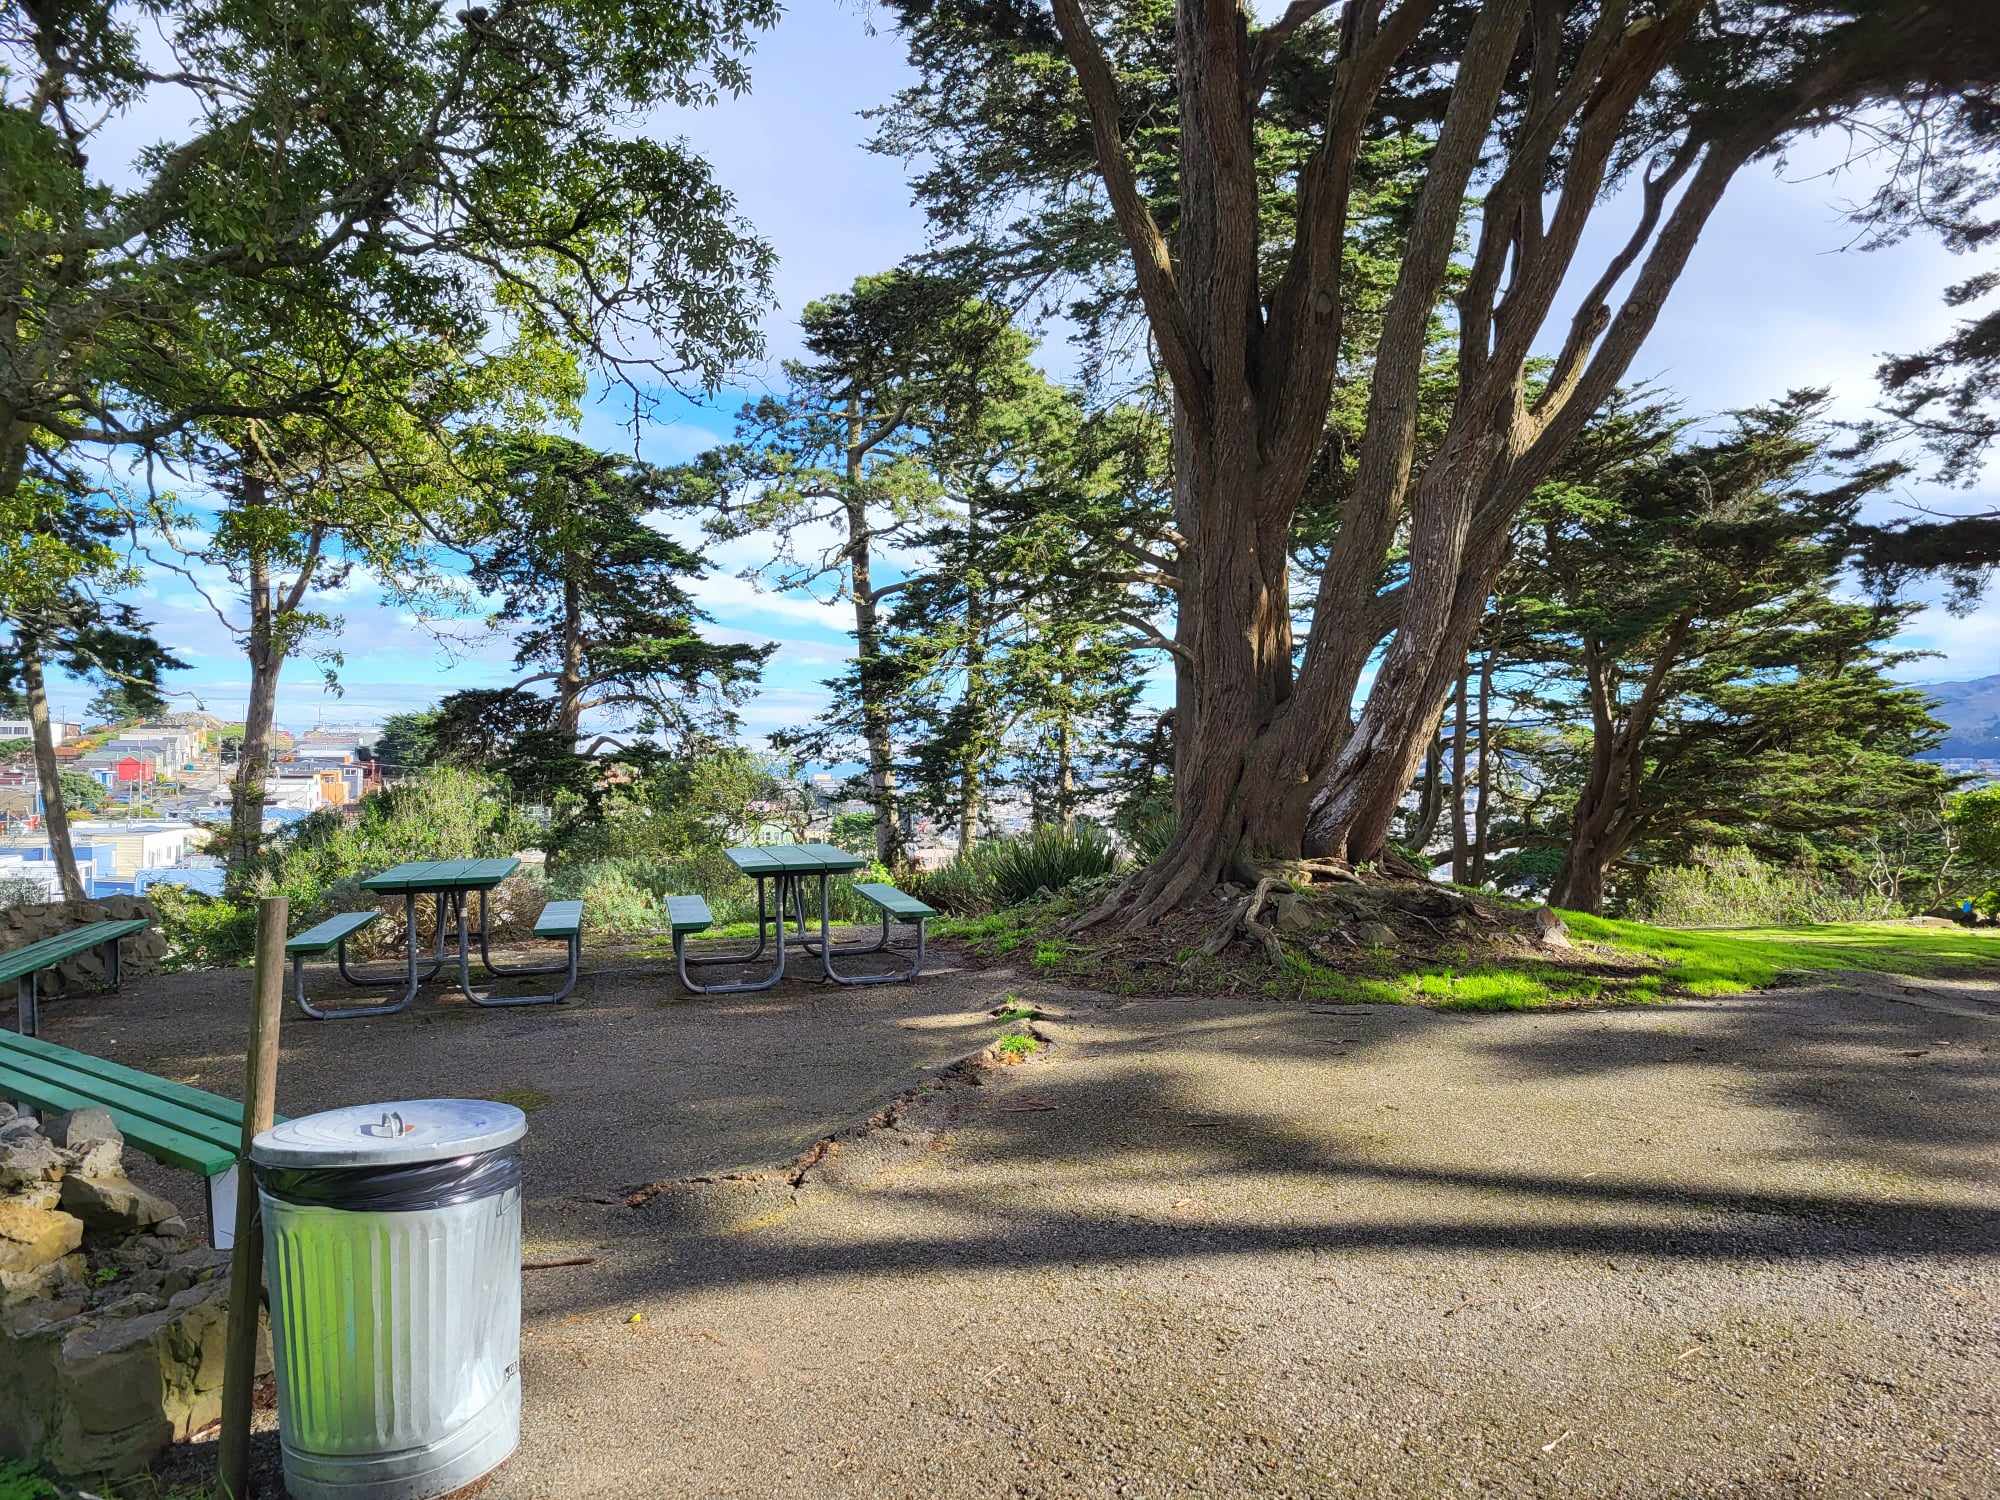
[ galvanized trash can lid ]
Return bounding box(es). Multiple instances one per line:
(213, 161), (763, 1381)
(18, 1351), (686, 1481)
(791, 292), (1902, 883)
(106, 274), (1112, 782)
(252, 1099), (527, 1169)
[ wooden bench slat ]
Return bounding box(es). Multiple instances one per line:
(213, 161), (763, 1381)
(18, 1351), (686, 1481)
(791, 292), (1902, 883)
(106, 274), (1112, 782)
(0, 1064), (235, 1176)
(285, 910), (381, 955)
(0, 919), (152, 984)
(666, 895), (714, 935)
(853, 883), (937, 920)
(534, 901), (584, 938)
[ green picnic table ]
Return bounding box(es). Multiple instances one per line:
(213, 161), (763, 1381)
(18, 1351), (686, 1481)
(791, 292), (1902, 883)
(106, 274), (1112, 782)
(291, 857), (579, 1019)
(675, 843), (932, 993)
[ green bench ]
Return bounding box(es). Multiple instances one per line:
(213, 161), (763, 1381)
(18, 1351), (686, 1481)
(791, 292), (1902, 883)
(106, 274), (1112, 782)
(666, 896), (716, 991)
(0, 1029), (278, 1249)
(840, 883), (936, 983)
(1, 918), (153, 1037)
(287, 900), (585, 1018)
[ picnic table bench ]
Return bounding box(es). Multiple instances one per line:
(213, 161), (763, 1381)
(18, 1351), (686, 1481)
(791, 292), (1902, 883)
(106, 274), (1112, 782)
(671, 846), (934, 992)
(0, 1029), (274, 1248)
(288, 860), (585, 1017)
(1, 918), (152, 1037)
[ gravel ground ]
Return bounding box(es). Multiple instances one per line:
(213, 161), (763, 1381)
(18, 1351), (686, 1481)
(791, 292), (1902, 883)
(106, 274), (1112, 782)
(49, 946), (2000, 1498)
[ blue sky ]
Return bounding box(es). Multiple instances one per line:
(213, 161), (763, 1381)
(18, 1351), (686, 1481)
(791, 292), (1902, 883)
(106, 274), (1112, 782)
(68, 4), (2000, 736)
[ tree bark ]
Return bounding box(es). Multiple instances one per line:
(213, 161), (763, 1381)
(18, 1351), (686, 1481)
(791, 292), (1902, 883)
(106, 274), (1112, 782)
(20, 641), (85, 901)
(845, 399), (900, 866)
(227, 564), (280, 881)
(1411, 732), (1445, 853)
(556, 572), (585, 742)
(1450, 665), (1471, 882)
(1473, 647), (1494, 883)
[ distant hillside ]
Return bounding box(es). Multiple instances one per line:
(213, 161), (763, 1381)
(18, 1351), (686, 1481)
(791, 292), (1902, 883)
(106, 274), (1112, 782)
(1920, 673), (2000, 758)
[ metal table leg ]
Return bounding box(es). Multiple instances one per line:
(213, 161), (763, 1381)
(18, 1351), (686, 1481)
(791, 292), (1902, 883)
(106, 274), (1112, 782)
(450, 891), (579, 1007)
(676, 874), (791, 994)
(295, 892), (426, 1019)
(816, 875), (924, 985)
(335, 889), (448, 988)
(470, 887), (572, 978)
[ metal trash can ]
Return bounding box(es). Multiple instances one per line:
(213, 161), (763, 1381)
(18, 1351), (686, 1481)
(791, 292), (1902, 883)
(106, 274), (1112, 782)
(251, 1099), (526, 1500)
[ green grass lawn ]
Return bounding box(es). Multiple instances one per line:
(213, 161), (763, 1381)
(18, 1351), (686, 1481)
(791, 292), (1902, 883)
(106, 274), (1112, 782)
(1562, 915), (2000, 995)
(940, 901), (1999, 1012)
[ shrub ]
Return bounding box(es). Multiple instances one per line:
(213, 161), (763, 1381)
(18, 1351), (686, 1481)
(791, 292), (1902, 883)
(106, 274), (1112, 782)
(149, 884), (258, 971)
(1630, 845), (1903, 928)
(985, 825), (1121, 908)
(546, 851), (892, 933)
(1124, 805), (1178, 865)
(899, 846), (999, 915)
(0, 875), (48, 913)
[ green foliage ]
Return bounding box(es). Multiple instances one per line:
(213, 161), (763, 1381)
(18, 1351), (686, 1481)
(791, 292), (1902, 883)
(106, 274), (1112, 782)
(152, 766), (538, 969)
(149, 884), (259, 972)
(1121, 801), (1177, 865)
(434, 434), (767, 829)
(995, 1029), (1040, 1059)
(57, 770), (106, 813)
(547, 852), (893, 933)
(1948, 788), (2000, 877)
(1630, 846), (1903, 929)
(1565, 914), (2000, 994)
(0, 1458), (57, 1500)
(371, 710), (446, 772)
(985, 826), (1121, 908)
(901, 826), (1121, 915)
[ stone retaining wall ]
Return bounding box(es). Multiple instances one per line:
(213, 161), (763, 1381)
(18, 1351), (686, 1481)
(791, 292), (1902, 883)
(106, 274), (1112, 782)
(0, 1101), (266, 1485)
(0, 898), (168, 990)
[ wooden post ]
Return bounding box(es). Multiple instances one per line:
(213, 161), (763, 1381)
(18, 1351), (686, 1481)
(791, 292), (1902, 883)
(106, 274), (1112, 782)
(218, 896), (286, 1499)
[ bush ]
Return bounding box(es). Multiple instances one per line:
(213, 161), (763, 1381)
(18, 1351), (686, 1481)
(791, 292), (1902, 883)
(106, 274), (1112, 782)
(900, 846), (1000, 915)
(1631, 845), (1903, 928)
(1124, 806), (1177, 864)
(547, 850), (893, 933)
(149, 884), (258, 971)
(986, 826), (1121, 908)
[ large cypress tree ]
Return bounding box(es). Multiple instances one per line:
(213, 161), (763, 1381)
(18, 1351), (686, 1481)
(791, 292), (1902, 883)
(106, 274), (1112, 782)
(869, 0), (2000, 923)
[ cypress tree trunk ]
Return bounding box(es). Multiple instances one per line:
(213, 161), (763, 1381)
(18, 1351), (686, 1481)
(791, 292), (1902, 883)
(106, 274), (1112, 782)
(1450, 666), (1471, 882)
(1473, 649), (1494, 883)
(844, 400), (899, 866)
(20, 642), (85, 902)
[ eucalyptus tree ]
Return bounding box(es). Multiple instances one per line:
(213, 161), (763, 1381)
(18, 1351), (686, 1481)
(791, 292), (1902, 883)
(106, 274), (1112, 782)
(870, 0), (2000, 924)
(683, 272), (1021, 863)
(3, 0), (779, 874)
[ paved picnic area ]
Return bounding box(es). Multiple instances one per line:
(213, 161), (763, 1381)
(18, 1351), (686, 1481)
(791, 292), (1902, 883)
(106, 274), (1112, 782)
(40, 944), (2000, 1498)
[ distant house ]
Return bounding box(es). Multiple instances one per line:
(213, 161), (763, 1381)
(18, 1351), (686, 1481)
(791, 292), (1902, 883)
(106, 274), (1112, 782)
(79, 751), (159, 785)
(0, 719), (77, 746)
(0, 819), (199, 895)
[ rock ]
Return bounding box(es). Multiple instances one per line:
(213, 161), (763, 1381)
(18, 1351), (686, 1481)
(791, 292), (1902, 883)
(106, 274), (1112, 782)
(51, 1108), (124, 1180)
(1274, 895), (1316, 934)
(0, 1131), (67, 1190)
(0, 1252), (85, 1307)
(6, 1180), (63, 1212)
(58, 1175), (180, 1236)
(1526, 906), (1571, 949)
(1354, 921), (1397, 948)
(0, 896), (165, 992)
(0, 1200), (86, 1274)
